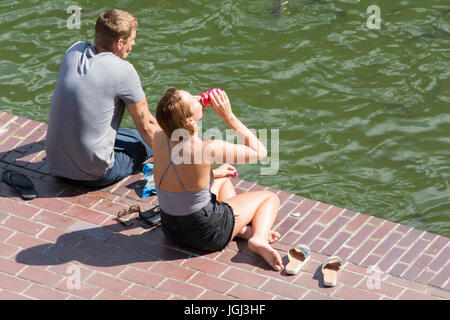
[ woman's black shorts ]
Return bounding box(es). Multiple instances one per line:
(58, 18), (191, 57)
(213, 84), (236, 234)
(160, 193), (235, 252)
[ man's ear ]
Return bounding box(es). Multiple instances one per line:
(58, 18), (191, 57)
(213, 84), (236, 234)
(112, 38), (123, 56)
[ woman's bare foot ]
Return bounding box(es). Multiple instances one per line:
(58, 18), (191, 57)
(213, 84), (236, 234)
(248, 237), (284, 271)
(237, 226), (280, 244)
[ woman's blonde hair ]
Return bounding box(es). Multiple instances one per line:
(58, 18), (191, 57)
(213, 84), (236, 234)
(95, 9), (138, 51)
(156, 88), (195, 138)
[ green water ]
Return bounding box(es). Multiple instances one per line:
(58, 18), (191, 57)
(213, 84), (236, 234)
(1, 0), (449, 237)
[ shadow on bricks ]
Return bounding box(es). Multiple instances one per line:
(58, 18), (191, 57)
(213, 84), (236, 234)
(15, 221), (198, 268)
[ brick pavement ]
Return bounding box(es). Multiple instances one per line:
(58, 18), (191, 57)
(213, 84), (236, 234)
(0, 111), (448, 300)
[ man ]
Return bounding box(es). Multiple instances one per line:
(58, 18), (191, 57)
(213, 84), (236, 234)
(46, 9), (159, 188)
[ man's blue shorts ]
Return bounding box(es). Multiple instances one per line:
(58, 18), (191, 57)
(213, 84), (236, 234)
(61, 128), (153, 188)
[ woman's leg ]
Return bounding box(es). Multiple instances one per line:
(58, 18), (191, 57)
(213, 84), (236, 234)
(211, 179), (280, 243)
(224, 191), (283, 271)
(210, 178), (236, 202)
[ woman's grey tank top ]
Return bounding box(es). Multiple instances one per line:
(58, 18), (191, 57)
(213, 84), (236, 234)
(156, 135), (213, 216)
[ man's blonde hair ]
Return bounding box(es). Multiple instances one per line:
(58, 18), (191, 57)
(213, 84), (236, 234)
(95, 9), (138, 51)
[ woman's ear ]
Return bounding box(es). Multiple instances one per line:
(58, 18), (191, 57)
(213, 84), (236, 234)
(186, 116), (196, 126)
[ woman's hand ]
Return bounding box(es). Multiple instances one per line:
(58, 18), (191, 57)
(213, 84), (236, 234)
(209, 89), (235, 124)
(213, 164), (238, 179)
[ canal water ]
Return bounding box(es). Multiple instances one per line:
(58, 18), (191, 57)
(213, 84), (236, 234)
(0, 0), (449, 236)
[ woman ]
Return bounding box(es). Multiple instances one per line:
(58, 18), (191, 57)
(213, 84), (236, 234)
(153, 88), (283, 271)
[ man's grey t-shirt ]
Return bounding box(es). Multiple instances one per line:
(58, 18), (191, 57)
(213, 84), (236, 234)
(46, 41), (145, 181)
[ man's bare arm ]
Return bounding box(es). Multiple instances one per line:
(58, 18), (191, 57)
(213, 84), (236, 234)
(126, 97), (160, 148)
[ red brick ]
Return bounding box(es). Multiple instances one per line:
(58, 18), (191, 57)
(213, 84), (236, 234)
(295, 198), (318, 214)
(17, 266), (64, 287)
(384, 275), (427, 292)
(60, 193), (100, 208)
(65, 205), (110, 225)
(23, 283), (69, 300)
(14, 120), (41, 138)
(158, 278), (203, 299)
(402, 255), (433, 281)
(0, 256), (27, 275)
(4, 215), (45, 236)
(0, 242), (19, 258)
(398, 289), (441, 300)
(338, 269), (366, 287)
(0, 272), (30, 292)
(321, 216), (350, 239)
(430, 264), (450, 288)
(119, 267), (165, 288)
(92, 199), (128, 215)
(335, 247), (354, 260)
(280, 231), (300, 244)
(316, 202), (330, 211)
(348, 239), (378, 265)
(0, 226), (14, 241)
(275, 216), (299, 235)
(294, 273), (340, 295)
(389, 262), (409, 277)
(302, 291), (337, 300)
(371, 220), (397, 240)
(295, 225), (325, 246)
(377, 247), (405, 272)
(189, 272), (234, 294)
(345, 213), (370, 232)
(92, 289), (132, 300)
(0, 198), (40, 218)
(261, 279), (307, 299)
(415, 270), (436, 284)
(86, 272), (131, 293)
(0, 137), (21, 153)
(124, 283), (170, 299)
(28, 198), (72, 214)
(361, 254), (382, 268)
(295, 209), (323, 233)
(373, 232), (403, 256)
(228, 284), (274, 300)
(333, 284), (381, 300)
(55, 280), (102, 300)
(397, 228), (424, 247)
(400, 240), (429, 264)
(429, 247), (450, 271)
(425, 236), (448, 255)
(47, 263), (94, 282)
(317, 206), (345, 225)
(0, 291), (30, 300)
(357, 279), (404, 299)
(32, 210), (77, 230)
(216, 249), (261, 271)
(346, 225), (376, 248)
(198, 290), (234, 300)
(222, 267), (267, 288)
(310, 238), (326, 251)
(182, 256), (228, 276)
(150, 261), (196, 282)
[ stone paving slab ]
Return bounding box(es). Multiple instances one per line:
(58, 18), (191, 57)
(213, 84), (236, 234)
(0, 111), (449, 300)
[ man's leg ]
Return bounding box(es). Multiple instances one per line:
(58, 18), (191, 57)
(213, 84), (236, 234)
(60, 128), (153, 188)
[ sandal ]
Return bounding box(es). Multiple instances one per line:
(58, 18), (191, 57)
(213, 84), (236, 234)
(2, 170), (37, 200)
(115, 204), (141, 227)
(321, 256), (344, 287)
(138, 206), (161, 227)
(285, 244), (310, 275)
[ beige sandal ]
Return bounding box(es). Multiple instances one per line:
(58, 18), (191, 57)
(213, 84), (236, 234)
(321, 256), (344, 287)
(285, 244), (310, 275)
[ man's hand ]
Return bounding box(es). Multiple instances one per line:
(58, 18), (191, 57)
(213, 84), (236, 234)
(127, 97), (160, 148)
